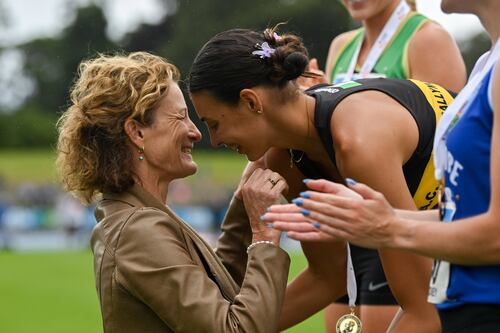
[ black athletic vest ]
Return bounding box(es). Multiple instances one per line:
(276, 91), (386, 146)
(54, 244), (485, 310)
(293, 78), (454, 202)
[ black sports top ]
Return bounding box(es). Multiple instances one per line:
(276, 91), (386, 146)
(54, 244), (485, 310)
(292, 78), (455, 207)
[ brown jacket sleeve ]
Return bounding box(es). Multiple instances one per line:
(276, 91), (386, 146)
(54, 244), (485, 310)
(215, 196), (252, 286)
(115, 208), (290, 333)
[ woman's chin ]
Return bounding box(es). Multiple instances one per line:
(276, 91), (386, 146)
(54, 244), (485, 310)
(245, 150), (266, 162)
(178, 163), (198, 178)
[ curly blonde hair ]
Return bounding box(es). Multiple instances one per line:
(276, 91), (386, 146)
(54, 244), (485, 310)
(56, 52), (180, 204)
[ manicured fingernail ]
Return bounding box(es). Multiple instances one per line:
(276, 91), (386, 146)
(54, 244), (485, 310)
(260, 214), (267, 221)
(303, 179), (311, 184)
(265, 207), (270, 212)
(267, 223), (273, 229)
(300, 208), (310, 216)
(300, 191), (310, 199)
(312, 222), (321, 229)
(292, 198), (303, 206)
(345, 178), (357, 186)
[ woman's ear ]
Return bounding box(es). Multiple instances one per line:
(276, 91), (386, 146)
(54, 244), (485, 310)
(124, 118), (145, 148)
(240, 89), (264, 114)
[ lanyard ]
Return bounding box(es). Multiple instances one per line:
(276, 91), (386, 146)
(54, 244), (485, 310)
(433, 39), (500, 181)
(346, 243), (357, 309)
(344, 0), (410, 81)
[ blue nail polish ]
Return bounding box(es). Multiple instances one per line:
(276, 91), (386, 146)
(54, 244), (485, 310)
(300, 208), (310, 216)
(345, 178), (357, 186)
(267, 223), (273, 229)
(303, 179), (311, 184)
(300, 191), (311, 199)
(260, 214), (266, 221)
(292, 198), (303, 206)
(312, 222), (321, 229)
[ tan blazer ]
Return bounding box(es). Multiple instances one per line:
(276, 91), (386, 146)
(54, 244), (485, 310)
(91, 184), (290, 333)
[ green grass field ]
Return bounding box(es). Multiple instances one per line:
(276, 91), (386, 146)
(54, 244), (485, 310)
(0, 150), (324, 332)
(0, 149), (248, 186)
(0, 251), (324, 333)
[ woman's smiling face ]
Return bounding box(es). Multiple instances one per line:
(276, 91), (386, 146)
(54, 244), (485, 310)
(190, 90), (271, 161)
(140, 83), (202, 180)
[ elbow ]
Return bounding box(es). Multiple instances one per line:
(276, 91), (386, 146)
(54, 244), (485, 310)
(482, 211), (500, 264)
(485, 239), (500, 264)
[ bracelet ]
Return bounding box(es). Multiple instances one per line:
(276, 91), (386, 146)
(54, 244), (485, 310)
(246, 240), (275, 254)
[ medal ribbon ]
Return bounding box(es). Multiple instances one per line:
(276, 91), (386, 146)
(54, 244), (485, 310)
(344, 0), (410, 81)
(433, 39), (500, 181)
(346, 243), (357, 309)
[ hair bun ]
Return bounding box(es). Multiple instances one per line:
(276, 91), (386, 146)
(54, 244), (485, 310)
(282, 52), (308, 81)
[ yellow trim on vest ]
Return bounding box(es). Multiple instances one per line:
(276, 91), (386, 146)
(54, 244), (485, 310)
(409, 79), (454, 210)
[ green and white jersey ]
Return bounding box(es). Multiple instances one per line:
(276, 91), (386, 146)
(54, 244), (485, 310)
(330, 13), (429, 83)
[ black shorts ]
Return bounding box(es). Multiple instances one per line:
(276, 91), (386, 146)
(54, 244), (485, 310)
(335, 245), (397, 306)
(439, 303), (500, 333)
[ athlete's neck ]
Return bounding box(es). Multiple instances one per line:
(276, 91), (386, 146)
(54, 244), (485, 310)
(362, 0), (403, 51)
(270, 94), (323, 156)
(478, 11), (500, 45)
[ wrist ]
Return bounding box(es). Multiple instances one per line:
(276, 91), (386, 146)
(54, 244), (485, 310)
(246, 240), (276, 253)
(386, 216), (410, 250)
(252, 230), (280, 246)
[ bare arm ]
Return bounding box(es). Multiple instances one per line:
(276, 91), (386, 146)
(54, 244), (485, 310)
(279, 240), (347, 330)
(395, 208), (439, 221)
(408, 21), (466, 92)
(291, 62), (500, 264)
(394, 60), (500, 263)
(262, 148), (348, 330)
(330, 93), (440, 332)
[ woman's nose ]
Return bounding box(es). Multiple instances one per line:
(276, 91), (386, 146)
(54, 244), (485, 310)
(188, 119), (202, 142)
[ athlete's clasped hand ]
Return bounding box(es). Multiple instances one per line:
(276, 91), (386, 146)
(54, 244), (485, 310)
(264, 178), (399, 249)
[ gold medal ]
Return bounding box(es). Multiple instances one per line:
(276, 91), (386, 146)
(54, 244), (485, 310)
(336, 309), (362, 333)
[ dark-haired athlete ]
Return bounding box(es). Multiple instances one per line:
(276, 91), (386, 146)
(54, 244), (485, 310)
(189, 27), (451, 332)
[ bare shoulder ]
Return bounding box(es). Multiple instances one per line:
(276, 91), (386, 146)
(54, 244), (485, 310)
(331, 91), (418, 163)
(325, 30), (360, 75)
(409, 20), (455, 50)
(408, 20), (466, 91)
(327, 30), (359, 60)
(330, 30), (359, 50)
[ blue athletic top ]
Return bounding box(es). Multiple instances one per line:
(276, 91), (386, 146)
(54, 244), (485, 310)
(437, 66), (500, 309)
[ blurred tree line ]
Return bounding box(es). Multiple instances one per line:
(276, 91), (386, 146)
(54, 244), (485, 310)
(0, 0), (491, 149)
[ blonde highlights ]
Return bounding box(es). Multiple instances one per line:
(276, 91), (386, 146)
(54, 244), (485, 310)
(56, 52), (180, 204)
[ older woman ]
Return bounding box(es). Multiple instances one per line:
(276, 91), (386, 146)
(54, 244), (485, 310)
(56, 52), (290, 333)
